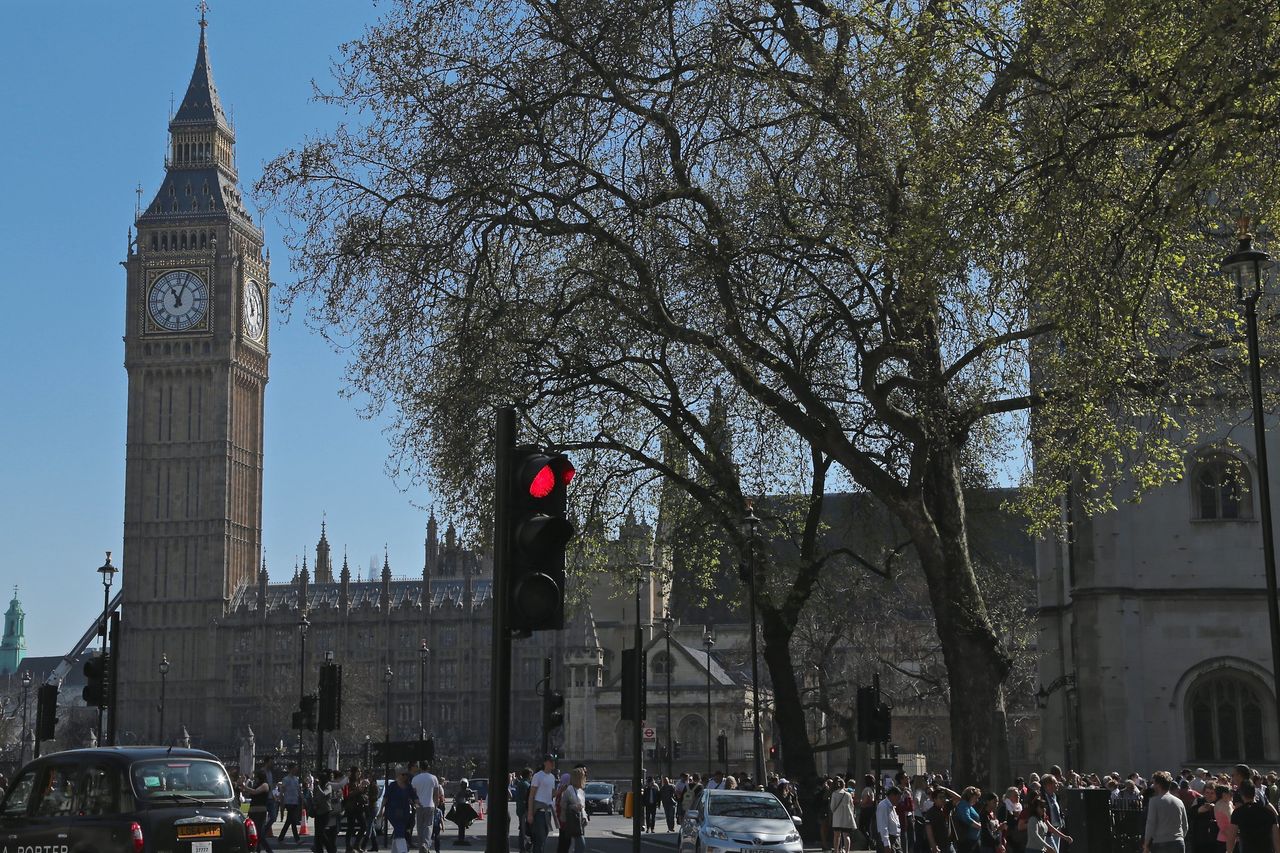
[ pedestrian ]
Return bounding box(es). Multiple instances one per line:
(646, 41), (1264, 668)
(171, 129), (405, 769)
(877, 787), (904, 853)
(860, 775), (878, 840)
(927, 787), (958, 853)
(527, 756), (558, 853)
(1142, 773), (1189, 853)
(241, 770), (276, 853)
(342, 768), (368, 853)
(815, 778), (834, 852)
(660, 776), (677, 831)
(675, 774), (690, 824)
(279, 764), (304, 845)
(1226, 781), (1278, 853)
(380, 768), (417, 853)
(952, 788), (983, 853)
(558, 768), (588, 853)
(515, 769), (533, 852)
(643, 776), (659, 832)
(1023, 798), (1071, 853)
(410, 764), (441, 853)
(264, 758), (280, 837)
(894, 774), (917, 853)
(1039, 777), (1063, 853)
(999, 788), (1024, 853)
(778, 780), (801, 817)
(979, 793), (1001, 853)
(449, 779), (477, 846)
(830, 776), (857, 853)
(363, 774), (382, 853)
(1188, 780), (1220, 853)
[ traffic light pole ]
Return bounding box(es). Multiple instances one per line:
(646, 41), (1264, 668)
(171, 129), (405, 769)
(632, 573), (643, 853)
(873, 672), (882, 800)
(486, 407), (515, 853)
(540, 658), (552, 758)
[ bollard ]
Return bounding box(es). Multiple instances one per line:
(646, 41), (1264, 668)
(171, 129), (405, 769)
(300, 809), (309, 836)
(624, 791), (635, 819)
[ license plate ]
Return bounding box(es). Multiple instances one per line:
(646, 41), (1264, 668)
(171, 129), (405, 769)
(178, 825), (222, 839)
(191, 842), (213, 853)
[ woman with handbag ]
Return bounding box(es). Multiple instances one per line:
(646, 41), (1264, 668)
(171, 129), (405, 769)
(830, 776), (858, 853)
(558, 768), (588, 853)
(240, 770), (276, 853)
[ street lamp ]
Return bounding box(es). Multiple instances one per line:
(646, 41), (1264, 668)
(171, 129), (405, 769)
(662, 612), (675, 779)
(19, 670), (31, 765)
(297, 612), (310, 766)
(702, 627), (714, 774)
(97, 551), (118, 743)
(419, 639), (429, 744)
(158, 654), (170, 745)
(383, 665), (394, 788)
(1222, 224), (1280, 754)
(742, 503), (765, 785)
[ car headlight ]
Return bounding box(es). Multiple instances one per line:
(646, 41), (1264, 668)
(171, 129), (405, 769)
(785, 832), (801, 843)
(705, 826), (729, 840)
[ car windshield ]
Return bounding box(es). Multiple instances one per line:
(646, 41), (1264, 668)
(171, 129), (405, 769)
(707, 794), (790, 820)
(585, 784), (612, 796)
(132, 760), (232, 800)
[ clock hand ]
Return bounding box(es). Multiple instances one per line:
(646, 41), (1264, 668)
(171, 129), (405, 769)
(170, 287), (183, 308)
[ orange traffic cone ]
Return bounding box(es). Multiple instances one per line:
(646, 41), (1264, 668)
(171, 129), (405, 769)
(300, 809), (309, 836)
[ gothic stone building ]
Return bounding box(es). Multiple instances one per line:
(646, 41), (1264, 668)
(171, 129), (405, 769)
(113, 19), (554, 756)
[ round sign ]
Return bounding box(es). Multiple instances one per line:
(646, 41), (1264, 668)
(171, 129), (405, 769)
(643, 727), (656, 741)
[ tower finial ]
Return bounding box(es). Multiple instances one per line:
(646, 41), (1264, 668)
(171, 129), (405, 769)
(198, 0), (209, 29)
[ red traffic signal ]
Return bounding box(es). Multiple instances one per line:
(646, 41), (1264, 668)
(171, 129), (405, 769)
(506, 447), (575, 632)
(520, 454), (576, 499)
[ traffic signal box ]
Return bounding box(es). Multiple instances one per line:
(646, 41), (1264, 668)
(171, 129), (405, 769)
(35, 684), (59, 741)
(856, 685), (893, 743)
(543, 689), (565, 736)
(620, 648), (647, 721)
(318, 662), (342, 732)
(293, 694), (318, 732)
(504, 447), (576, 632)
(83, 653), (109, 708)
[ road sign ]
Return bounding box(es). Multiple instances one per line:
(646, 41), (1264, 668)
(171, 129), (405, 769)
(643, 727), (656, 741)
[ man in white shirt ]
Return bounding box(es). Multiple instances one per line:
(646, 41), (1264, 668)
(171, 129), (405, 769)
(877, 788), (904, 853)
(527, 756), (558, 853)
(706, 771), (725, 790)
(411, 766), (441, 853)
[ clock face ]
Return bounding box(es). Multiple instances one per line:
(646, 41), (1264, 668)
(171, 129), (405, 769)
(244, 279), (265, 341)
(148, 270), (208, 332)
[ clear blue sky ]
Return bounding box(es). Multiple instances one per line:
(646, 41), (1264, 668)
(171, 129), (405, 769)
(0, 2), (438, 656)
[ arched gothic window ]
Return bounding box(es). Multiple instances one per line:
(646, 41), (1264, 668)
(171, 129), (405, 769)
(678, 714), (708, 759)
(1194, 454), (1252, 520)
(652, 651), (674, 677)
(1187, 672), (1269, 762)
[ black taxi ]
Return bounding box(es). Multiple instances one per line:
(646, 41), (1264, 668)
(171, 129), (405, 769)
(0, 747), (258, 853)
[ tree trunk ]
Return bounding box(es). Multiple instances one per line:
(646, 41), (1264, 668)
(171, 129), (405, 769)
(760, 605), (818, 784)
(901, 450), (1012, 789)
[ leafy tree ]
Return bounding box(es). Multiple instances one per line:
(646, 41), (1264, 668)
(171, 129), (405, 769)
(261, 0), (1280, 785)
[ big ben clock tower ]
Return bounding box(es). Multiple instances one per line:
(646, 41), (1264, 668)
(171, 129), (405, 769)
(118, 13), (268, 739)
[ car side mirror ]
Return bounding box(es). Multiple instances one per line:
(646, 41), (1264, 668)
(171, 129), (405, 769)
(793, 815), (804, 827)
(686, 810), (699, 821)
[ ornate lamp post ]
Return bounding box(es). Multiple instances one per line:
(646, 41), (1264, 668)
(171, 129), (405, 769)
(1222, 225), (1280, 753)
(742, 504), (765, 785)
(19, 670), (31, 765)
(97, 552), (118, 742)
(702, 627), (715, 774)
(297, 612), (310, 765)
(662, 612), (674, 778)
(419, 639), (429, 743)
(158, 654), (170, 745)
(383, 665), (394, 787)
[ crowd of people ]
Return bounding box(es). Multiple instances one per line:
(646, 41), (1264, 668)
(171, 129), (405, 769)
(229, 756), (480, 853)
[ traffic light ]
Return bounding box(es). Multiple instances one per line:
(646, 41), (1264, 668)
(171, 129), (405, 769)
(768, 744), (779, 763)
(874, 702), (892, 743)
(542, 689), (565, 735)
(296, 694), (317, 732)
(318, 662), (342, 731)
(672, 740), (681, 760)
(82, 652), (109, 708)
(504, 447), (575, 632)
(716, 733), (728, 764)
(424, 736), (436, 764)
(856, 685), (875, 744)
(620, 648), (647, 722)
(35, 684), (58, 742)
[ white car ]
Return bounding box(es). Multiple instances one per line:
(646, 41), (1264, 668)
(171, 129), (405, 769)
(680, 789), (803, 853)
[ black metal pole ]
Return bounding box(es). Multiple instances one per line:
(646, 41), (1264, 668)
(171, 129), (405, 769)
(747, 537), (763, 786)
(1245, 289), (1280, 756)
(632, 574), (643, 853)
(298, 618), (308, 771)
(873, 673), (882, 800)
(704, 631), (713, 775)
(420, 643), (427, 747)
(159, 669), (166, 745)
(486, 407), (515, 853)
(384, 668), (392, 787)
(540, 657), (552, 758)
(20, 678), (29, 766)
(100, 581), (109, 738)
(665, 623), (673, 779)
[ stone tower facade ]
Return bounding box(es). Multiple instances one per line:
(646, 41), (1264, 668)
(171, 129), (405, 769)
(117, 15), (269, 738)
(0, 589), (27, 675)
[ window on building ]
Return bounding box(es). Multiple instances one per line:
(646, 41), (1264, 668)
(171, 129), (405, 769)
(1187, 672), (1268, 762)
(439, 661), (457, 690)
(652, 652), (673, 677)
(1194, 454), (1252, 520)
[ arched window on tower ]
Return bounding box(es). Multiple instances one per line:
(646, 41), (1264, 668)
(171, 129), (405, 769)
(1187, 671), (1270, 763)
(1193, 454), (1253, 520)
